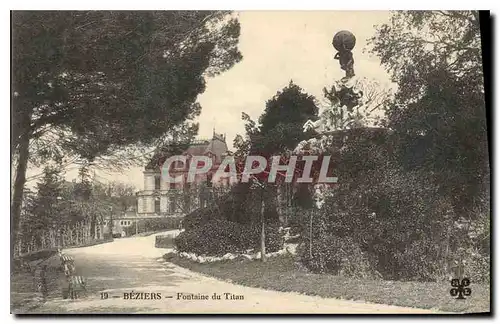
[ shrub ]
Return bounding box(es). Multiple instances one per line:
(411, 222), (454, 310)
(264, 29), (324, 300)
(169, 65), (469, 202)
(298, 235), (378, 279)
(175, 219), (244, 256)
(391, 239), (441, 282)
(183, 206), (222, 231)
(240, 225), (284, 253)
(124, 217), (183, 237)
(284, 207), (309, 236)
(175, 219), (284, 256)
(463, 248), (490, 284)
(312, 167), (455, 281)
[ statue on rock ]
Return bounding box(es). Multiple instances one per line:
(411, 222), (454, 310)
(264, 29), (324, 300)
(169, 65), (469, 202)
(296, 30), (390, 211)
(303, 30), (366, 134)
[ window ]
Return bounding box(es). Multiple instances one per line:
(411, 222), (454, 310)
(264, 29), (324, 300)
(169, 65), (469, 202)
(169, 182), (176, 190)
(155, 198), (161, 214)
(154, 176), (161, 190)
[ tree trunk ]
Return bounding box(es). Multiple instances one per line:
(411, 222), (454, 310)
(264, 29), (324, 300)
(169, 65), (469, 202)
(260, 198), (266, 263)
(49, 229), (55, 248)
(443, 212), (453, 276)
(75, 225), (79, 245)
(90, 216), (97, 240)
(11, 132), (30, 265)
(41, 233), (45, 250)
(309, 210), (314, 259)
(87, 221), (92, 242)
(16, 240), (22, 257)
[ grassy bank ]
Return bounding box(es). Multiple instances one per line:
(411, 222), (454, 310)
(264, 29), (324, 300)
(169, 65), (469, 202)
(165, 254), (490, 314)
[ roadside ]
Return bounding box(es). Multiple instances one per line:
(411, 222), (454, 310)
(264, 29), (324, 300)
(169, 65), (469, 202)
(165, 253), (489, 313)
(13, 231), (443, 314)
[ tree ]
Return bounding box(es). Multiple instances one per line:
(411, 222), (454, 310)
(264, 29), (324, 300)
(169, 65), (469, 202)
(107, 181), (137, 213)
(25, 167), (65, 236)
(11, 11), (243, 254)
(368, 10), (489, 218)
(255, 81), (319, 155)
(236, 82), (319, 260)
(233, 82), (320, 219)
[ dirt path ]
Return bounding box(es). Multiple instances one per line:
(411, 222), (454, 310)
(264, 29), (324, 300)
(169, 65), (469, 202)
(28, 231), (440, 314)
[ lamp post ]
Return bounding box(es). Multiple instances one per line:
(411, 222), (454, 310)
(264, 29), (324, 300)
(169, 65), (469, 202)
(250, 175), (266, 263)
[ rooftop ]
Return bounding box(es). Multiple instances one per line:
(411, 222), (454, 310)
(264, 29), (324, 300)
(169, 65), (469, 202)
(145, 132), (229, 171)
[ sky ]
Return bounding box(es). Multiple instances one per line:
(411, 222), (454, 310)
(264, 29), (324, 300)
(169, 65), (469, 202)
(25, 11), (395, 191)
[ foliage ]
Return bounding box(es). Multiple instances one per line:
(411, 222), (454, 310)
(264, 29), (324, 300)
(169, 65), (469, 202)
(324, 166), (451, 281)
(183, 205), (224, 231)
(291, 10), (490, 281)
(241, 225), (284, 253)
(228, 82), (320, 235)
(298, 236), (379, 279)
(255, 81), (319, 155)
(13, 11), (242, 159)
(175, 219), (283, 256)
(107, 181), (137, 213)
(21, 167), (66, 237)
(175, 219), (243, 256)
(292, 184), (314, 209)
(368, 11), (488, 218)
(12, 11), (243, 253)
(293, 126), (460, 281)
(463, 248), (490, 284)
(183, 182), (280, 228)
(20, 165), (132, 251)
(124, 217), (183, 237)
(201, 83), (318, 263)
(368, 11), (482, 86)
(332, 10), (493, 282)
(145, 123), (200, 170)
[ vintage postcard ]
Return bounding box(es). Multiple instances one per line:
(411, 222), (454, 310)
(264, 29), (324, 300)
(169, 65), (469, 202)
(11, 10), (490, 314)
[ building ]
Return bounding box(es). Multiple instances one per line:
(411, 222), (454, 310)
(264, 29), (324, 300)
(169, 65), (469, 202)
(102, 209), (138, 237)
(136, 131), (231, 217)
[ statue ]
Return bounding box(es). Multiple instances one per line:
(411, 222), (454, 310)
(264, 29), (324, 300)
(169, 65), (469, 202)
(300, 30), (370, 138)
(332, 30), (356, 80)
(295, 30), (388, 212)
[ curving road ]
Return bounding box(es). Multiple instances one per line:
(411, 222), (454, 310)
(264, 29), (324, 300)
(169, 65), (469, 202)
(32, 231), (440, 314)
